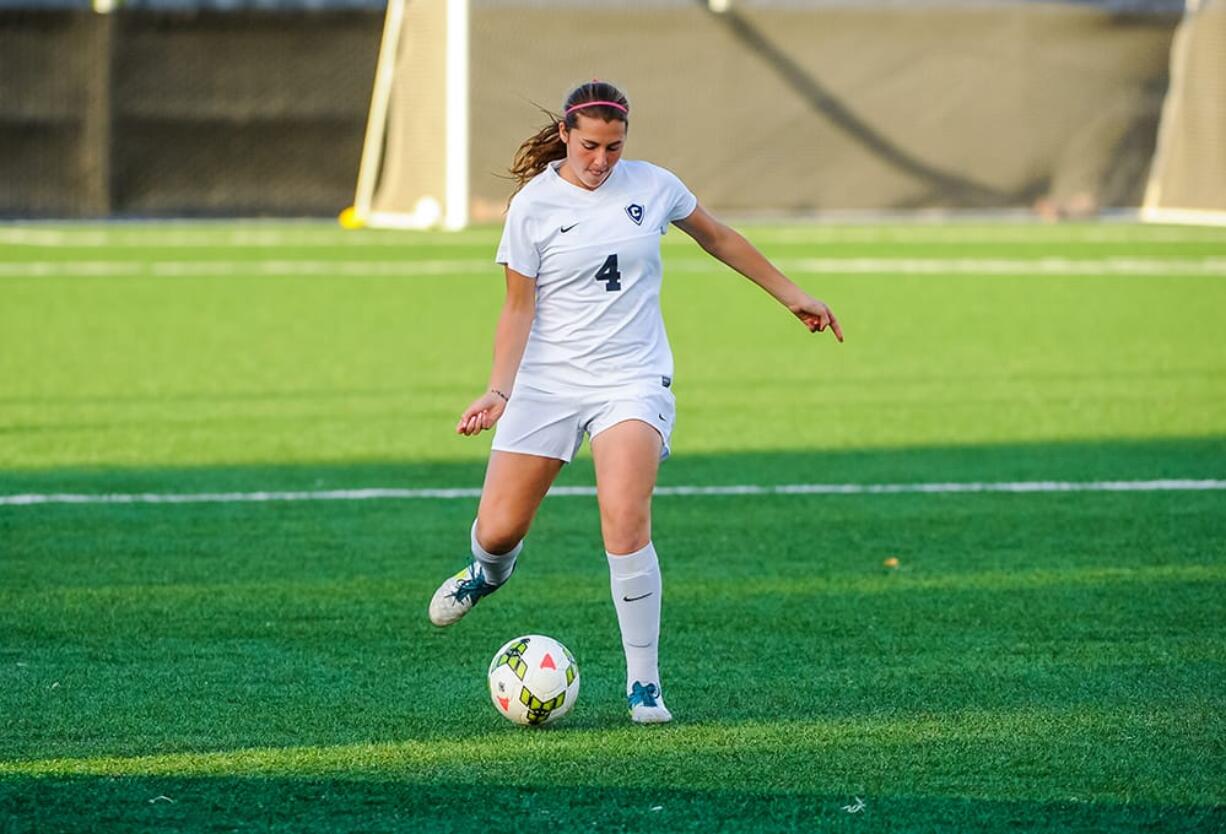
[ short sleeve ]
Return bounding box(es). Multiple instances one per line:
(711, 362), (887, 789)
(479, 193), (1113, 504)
(657, 164), (696, 234)
(659, 166), (698, 223)
(495, 197), (540, 279)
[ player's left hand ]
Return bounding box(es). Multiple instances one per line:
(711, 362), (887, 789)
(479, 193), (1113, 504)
(789, 295), (844, 341)
(456, 391), (507, 436)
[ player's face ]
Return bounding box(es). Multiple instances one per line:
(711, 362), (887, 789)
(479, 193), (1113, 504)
(558, 115), (626, 190)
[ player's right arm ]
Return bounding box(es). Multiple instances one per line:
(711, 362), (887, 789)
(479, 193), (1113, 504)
(675, 203), (843, 341)
(457, 267), (536, 436)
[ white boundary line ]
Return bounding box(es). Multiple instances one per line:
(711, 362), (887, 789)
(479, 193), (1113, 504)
(1, 257), (1224, 279)
(3, 479), (1224, 507)
(3, 225), (1226, 248)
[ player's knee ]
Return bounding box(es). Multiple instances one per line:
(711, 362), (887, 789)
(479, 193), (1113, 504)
(475, 516), (526, 556)
(604, 531), (651, 555)
(599, 507), (651, 554)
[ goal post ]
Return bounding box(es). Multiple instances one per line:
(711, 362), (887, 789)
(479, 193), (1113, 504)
(1142, 0), (1226, 227)
(347, 0), (468, 231)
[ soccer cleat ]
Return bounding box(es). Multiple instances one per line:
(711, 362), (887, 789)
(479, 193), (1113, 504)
(428, 563), (504, 627)
(627, 680), (672, 724)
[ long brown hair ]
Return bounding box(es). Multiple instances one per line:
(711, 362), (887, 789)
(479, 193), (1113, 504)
(508, 81), (630, 198)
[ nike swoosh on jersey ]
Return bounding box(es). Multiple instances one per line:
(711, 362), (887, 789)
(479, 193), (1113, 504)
(560, 223), (578, 233)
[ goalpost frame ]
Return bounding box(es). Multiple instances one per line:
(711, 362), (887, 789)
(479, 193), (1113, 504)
(1141, 0), (1226, 227)
(351, 0), (469, 231)
(352, 0), (405, 224)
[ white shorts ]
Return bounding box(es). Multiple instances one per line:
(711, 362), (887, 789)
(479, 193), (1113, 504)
(491, 382), (676, 463)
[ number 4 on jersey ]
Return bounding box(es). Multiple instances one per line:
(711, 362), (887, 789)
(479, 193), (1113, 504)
(594, 254), (622, 292)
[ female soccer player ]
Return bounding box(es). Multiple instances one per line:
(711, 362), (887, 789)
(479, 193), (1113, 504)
(428, 81), (842, 724)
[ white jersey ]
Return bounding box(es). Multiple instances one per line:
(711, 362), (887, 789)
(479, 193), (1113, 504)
(496, 159), (697, 393)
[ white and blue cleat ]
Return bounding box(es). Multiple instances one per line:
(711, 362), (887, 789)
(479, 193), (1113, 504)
(428, 563), (503, 627)
(627, 681), (672, 724)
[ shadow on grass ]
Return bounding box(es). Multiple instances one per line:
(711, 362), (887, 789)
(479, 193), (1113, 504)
(2, 436), (1224, 496)
(1, 775), (1222, 833)
(2, 435), (1223, 805)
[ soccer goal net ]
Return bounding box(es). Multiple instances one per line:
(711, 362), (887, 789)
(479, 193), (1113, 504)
(348, 0), (1197, 230)
(1143, 0), (1226, 226)
(348, 0), (467, 231)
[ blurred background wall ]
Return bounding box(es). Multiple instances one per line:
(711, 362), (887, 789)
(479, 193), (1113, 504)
(0, 8), (378, 216)
(0, 0), (1183, 219)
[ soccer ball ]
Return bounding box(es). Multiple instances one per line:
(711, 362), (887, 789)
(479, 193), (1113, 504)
(488, 635), (580, 726)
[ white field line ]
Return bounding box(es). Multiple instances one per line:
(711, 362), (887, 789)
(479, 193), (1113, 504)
(3, 479), (1224, 507)
(781, 257), (1226, 275)
(0, 260), (490, 278)
(4, 225), (1226, 248)
(2, 257), (1225, 279)
(0, 227), (503, 248)
(745, 227), (1226, 245)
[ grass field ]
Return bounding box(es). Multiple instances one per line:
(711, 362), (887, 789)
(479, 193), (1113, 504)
(1, 220), (1224, 832)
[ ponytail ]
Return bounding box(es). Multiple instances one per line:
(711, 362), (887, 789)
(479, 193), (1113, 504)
(507, 81), (630, 199)
(508, 117), (567, 196)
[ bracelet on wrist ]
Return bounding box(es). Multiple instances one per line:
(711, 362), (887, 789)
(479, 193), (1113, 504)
(490, 388), (510, 403)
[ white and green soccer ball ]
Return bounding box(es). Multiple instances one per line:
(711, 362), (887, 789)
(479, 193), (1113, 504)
(488, 635), (580, 727)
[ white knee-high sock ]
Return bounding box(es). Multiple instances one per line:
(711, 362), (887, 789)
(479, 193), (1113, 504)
(471, 519), (521, 585)
(607, 542), (662, 695)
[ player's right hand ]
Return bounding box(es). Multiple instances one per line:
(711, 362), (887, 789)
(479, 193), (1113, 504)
(456, 391), (507, 436)
(789, 294), (844, 342)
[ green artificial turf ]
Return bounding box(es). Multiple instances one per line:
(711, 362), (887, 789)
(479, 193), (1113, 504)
(1, 220), (1224, 831)
(3, 221), (1225, 471)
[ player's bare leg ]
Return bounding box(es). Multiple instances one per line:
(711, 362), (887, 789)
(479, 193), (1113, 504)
(428, 451), (563, 626)
(592, 419), (672, 724)
(474, 450), (564, 553)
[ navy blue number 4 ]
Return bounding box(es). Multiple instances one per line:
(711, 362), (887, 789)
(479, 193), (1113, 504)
(595, 254), (622, 292)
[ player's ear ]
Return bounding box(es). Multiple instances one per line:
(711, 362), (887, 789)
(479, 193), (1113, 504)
(557, 122), (568, 144)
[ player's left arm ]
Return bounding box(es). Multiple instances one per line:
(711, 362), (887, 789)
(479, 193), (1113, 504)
(674, 203), (843, 341)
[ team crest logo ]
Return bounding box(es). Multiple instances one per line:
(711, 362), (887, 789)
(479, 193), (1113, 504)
(625, 203), (644, 225)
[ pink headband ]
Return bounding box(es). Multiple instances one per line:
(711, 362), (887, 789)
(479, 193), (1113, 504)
(565, 100), (628, 116)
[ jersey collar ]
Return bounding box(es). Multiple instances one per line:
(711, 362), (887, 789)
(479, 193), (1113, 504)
(548, 160), (621, 197)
